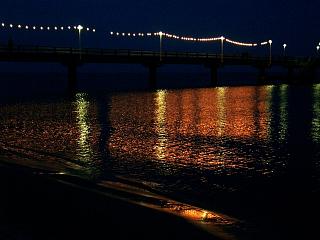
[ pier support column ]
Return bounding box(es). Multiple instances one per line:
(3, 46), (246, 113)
(258, 67), (267, 83)
(145, 64), (158, 89)
(287, 67), (294, 83)
(67, 63), (78, 93)
(210, 66), (218, 86)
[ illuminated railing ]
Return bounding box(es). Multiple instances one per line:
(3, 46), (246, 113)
(0, 43), (309, 66)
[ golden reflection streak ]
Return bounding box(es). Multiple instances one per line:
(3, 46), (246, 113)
(312, 84), (320, 143)
(223, 88), (256, 138)
(256, 87), (270, 140)
(75, 93), (93, 163)
(279, 85), (288, 141)
(155, 90), (168, 160)
(217, 87), (226, 136)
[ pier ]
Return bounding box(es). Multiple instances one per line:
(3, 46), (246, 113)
(0, 44), (319, 89)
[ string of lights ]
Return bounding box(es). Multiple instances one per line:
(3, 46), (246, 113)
(1, 21), (272, 48)
(1, 22), (96, 32)
(109, 31), (271, 47)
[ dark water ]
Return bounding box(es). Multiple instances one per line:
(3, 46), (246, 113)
(1, 80), (320, 239)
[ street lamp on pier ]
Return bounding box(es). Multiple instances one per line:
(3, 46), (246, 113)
(159, 31), (163, 61)
(283, 43), (287, 56)
(268, 40), (273, 65)
(77, 25), (83, 60)
(220, 36), (225, 64)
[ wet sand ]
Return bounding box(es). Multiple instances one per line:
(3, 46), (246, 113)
(0, 162), (225, 240)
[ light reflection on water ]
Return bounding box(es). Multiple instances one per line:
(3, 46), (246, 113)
(108, 86), (286, 182)
(155, 90), (168, 160)
(1, 85), (319, 183)
(75, 93), (93, 163)
(0, 84), (320, 238)
(313, 84), (320, 144)
(279, 85), (289, 142)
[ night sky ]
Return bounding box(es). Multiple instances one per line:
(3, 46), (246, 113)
(1, 0), (320, 56)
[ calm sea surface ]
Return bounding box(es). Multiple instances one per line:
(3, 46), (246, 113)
(1, 81), (320, 239)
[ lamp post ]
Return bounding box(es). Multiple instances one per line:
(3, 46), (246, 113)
(317, 45), (320, 56)
(220, 36), (225, 64)
(268, 40), (272, 65)
(77, 25), (83, 60)
(283, 43), (287, 56)
(159, 31), (163, 61)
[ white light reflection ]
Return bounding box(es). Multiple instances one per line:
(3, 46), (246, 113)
(312, 84), (320, 143)
(279, 85), (288, 141)
(155, 90), (168, 160)
(75, 93), (93, 163)
(263, 85), (275, 138)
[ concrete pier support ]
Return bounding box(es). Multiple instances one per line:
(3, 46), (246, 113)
(67, 63), (78, 93)
(145, 64), (158, 89)
(210, 66), (218, 86)
(287, 67), (294, 83)
(258, 67), (267, 82)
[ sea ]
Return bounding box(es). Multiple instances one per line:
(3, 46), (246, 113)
(0, 71), (319, 239)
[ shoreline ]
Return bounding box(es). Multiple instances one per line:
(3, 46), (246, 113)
(0, 161), (237, 240)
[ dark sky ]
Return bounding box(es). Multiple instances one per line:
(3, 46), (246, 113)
(1, 0), (320, 56)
